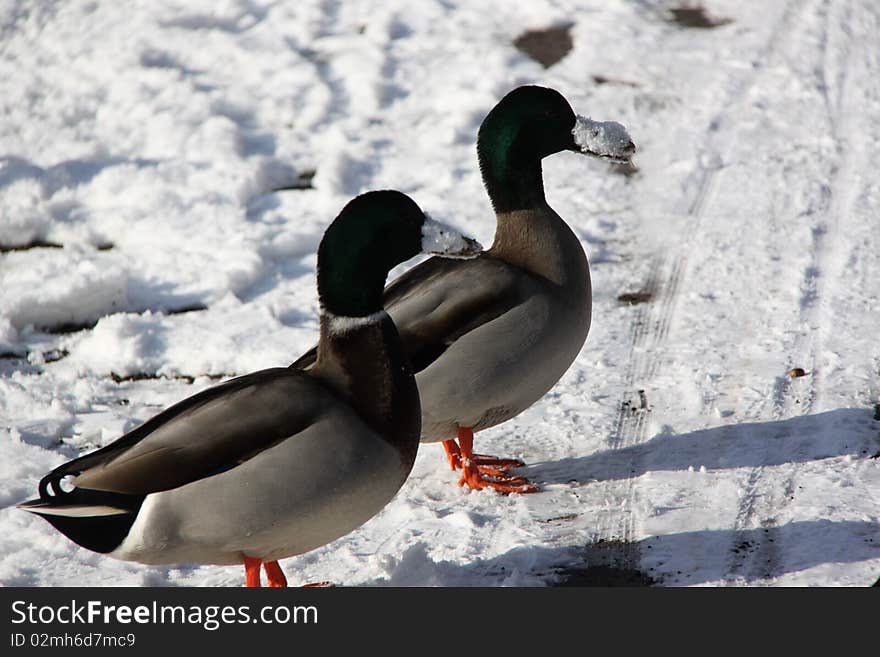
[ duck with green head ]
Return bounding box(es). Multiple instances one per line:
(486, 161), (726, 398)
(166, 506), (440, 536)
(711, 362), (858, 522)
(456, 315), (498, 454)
(18, 190), (481, 586)
(294, 85), (636, 493)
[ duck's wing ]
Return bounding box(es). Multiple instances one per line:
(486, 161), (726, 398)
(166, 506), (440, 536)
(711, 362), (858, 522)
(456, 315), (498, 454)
(291, 256), (525, 374)
(383, 255), (526, 372)
(36, 368), (330, 498)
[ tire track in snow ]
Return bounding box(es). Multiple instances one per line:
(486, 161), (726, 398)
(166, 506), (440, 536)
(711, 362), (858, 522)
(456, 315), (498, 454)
(636, 0), (820, 585)
(724, 0), (877, 584)
(587, 0), (808, 580)
(583, 246), (691, 581)
(724, 0), (829, 585)
(588, 235), (686, 572)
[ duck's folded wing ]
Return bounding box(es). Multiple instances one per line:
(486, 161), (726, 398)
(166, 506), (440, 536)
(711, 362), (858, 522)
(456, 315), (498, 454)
(41, 368), (328, 497)
(378, 255), (525, 372)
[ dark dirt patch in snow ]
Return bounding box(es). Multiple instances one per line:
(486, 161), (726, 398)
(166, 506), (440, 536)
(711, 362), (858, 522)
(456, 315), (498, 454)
(513, 24), (573, 68)
(592, 74), (639, 88)
(545, 513), (579, 523)
(617, 290), (653, 305)
(273, 168), (316, 191)
(667, 6), (733, 29)
(554, 564), (655, 586)
(44, 320), (99, 334)
(43, 348), (69, 363)
(163, 303), (208, 315)
(109, 371), (230, 384)
(111, 372), (196, 384)
(0, 239), (63, 253)
(553, 539), (655, 586)
(2, 348), (70, 364)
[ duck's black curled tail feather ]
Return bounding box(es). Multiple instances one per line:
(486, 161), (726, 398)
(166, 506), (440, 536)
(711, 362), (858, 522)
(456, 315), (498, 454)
(18, 488), (144, 555)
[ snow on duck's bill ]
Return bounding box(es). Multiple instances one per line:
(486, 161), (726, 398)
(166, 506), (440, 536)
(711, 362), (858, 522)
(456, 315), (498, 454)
(572, 115), (636, 163)
(420, 215), (483, 259)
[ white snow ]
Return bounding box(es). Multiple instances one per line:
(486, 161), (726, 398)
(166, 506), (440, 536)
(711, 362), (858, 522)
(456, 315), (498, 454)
(1, 250), (128, 331)
(1, 0), (879, 588)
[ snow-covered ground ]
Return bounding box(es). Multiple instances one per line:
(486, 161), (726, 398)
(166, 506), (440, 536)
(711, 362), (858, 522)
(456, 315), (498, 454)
(1, 0), (878, 587)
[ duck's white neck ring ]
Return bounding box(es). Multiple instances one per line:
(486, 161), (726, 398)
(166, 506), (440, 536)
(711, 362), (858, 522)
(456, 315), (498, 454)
(323, 309), (387, 334)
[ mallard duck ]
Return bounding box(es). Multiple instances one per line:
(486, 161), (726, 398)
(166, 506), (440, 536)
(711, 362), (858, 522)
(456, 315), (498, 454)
(293, 86), (635, 494)
(18, 190), (482, 586)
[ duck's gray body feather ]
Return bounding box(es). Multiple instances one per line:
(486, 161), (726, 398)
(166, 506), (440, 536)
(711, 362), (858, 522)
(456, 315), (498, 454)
(113, 378), (406, 564)
(27, 361), (412, 566)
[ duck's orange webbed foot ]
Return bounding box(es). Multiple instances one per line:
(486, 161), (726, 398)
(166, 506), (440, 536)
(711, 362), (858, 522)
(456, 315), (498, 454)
(449, 427), (538, 494)
(471, 454), (526, 471)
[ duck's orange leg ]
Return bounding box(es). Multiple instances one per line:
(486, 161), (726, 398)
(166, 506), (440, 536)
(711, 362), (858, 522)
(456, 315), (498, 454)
(263, 560), (288, 588)
(245, 558), (328, 587)
(244, 556), (262, 587)
(443, 437), (525, 473)
(455, 427), (538, 494)
(442, 439), (462, 469)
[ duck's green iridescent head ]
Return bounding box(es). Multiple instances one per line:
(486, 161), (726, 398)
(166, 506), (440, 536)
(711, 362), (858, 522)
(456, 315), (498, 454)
(477, 85), (636, 212)
(318, 191), (481, 318)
